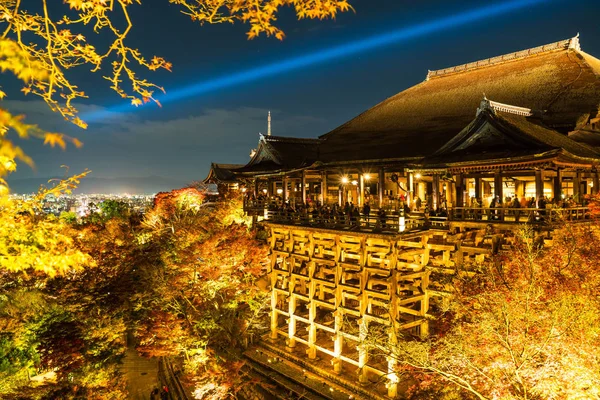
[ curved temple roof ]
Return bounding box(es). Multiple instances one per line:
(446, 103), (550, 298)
(319, 35), (600, 163)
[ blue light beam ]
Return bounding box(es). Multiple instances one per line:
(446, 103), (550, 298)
(84, 0), (551, 122)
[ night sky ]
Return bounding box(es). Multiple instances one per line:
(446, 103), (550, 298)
(5, 0), (600, 189)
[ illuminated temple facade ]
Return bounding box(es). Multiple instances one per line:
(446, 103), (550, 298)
(206, 36), (600, 398)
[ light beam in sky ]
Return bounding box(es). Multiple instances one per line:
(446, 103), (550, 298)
(83, 0), (552, 123)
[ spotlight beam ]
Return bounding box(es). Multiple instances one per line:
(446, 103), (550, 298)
(83, 0), (551, 122)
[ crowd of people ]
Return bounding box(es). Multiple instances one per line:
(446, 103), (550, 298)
(243, 191), (586, 229)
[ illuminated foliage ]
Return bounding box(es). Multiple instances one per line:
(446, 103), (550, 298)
(135, 189), (269, 398)
(372, 217), (600, 400)
(0, 0), (352, 195)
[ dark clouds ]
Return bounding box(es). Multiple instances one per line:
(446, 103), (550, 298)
(4, 100), (325, 182)
(4, 0), (600, 184)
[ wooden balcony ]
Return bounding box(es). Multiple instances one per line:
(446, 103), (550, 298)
(245, 201), (591, 234)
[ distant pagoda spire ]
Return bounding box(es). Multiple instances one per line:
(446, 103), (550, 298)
(267, 111), (272, 136)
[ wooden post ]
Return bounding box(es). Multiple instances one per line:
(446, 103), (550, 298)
(535, 170), (544, 205)
(455, 173), (464, 208)
(321, 172), (327, 205)
(593, 171), (599, 196)
(282, 176), (288, 203)
(554, 168), (562, 202)
(253, 179), (259, 197)
(301, 170), (307, 204)
(358, 173), (365, 208)
(475, 176), (481, 201)
(408, 172), (414, 207)
(378, 167), (385, 209)
(432, 173), (440, 211)
(494, 172), (503, 201)
(574, 171), (581, 203)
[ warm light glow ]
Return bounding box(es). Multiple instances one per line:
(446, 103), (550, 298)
(351, 180), (358, 186)
(262, 189), (267, 194)
(341, 176), (349, 184)
(415, 173), (422, 179)
(363, 173), (371, 181)
(241, 187), (247, 193)
(277, 188), (283, 195)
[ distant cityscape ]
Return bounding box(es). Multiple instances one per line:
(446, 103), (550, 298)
(9, 193), (156, 217)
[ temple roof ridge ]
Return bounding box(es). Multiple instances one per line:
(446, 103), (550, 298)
(477, 96), (535, 117)
(426, 34), (581, 80)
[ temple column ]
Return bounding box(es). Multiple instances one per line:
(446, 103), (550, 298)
(253, 179), (259, 197)
(338, 185), (343, 207)
(455, 173), (464, 209)
(301, 170), (307, 204)
(378, 168), (385, 209)
(358, 318), (369, 384)
(282, 176), (288, 203)
(593, 171), (599, 196)
(432, 173), (440, 210)
(287, 266), (297, 351)
(574, 171), (582, 203)
(321, 172), (327, 205)
(554, 168), (563, 202)
(494, 172), (503, 201)
(408, 172), (414, 207)
(535, 170), (544, 205)
(475, 176), (482, 202)
(333, 311), (343, 373)
(358, 173), (365, 208)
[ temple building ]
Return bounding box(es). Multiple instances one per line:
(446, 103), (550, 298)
(207, 35), (600, 398)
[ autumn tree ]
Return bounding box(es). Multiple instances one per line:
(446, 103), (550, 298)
(368, 216), (600, 399)
(0, 2), (351, 397)
(133, 188), (269, 399)
(0, 0), (352, 195)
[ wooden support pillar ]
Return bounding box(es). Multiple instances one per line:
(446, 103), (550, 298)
(475, 176), (482, 201)
(574, 171), (581, 203)
(320, 173), (326, 205)
(378, 167), (385, 209)
(408, 172), (414, 207)
(358, 173), (365, 208)
(535, 169), (544, 205)
(282, 176), (288, 203)
(287, 264), (297, 351)
(554, 168), (562, 201)
(455, 173), (464, 208)
(301, 170), (307, 204)
(593, 171), (599, 196)
(432, 173), (440, 211)
(358, 318), (369, 384)
(270, 252), (279, 340)
(338, 185), (343, 207)
(494, 172), (503, 201)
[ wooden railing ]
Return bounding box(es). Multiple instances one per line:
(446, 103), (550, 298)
(247, 203), (591, 233)
(450, 207), (590, 224)
(262, 209), (427, 233)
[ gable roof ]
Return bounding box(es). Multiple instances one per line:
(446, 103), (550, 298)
(423, 103), (600, 167)
(318, 36), (600, 163)
(236, 135), (321, 174)
(203, 163), (245, 183)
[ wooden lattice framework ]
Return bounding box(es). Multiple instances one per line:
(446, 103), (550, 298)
(266, 223), (495, 397)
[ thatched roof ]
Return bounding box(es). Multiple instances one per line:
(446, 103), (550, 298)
(319, 36), (600, 163)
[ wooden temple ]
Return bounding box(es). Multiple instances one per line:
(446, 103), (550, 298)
(207, 35), (600, 398)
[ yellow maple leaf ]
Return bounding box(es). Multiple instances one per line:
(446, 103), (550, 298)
(43, 133), (67, 150)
